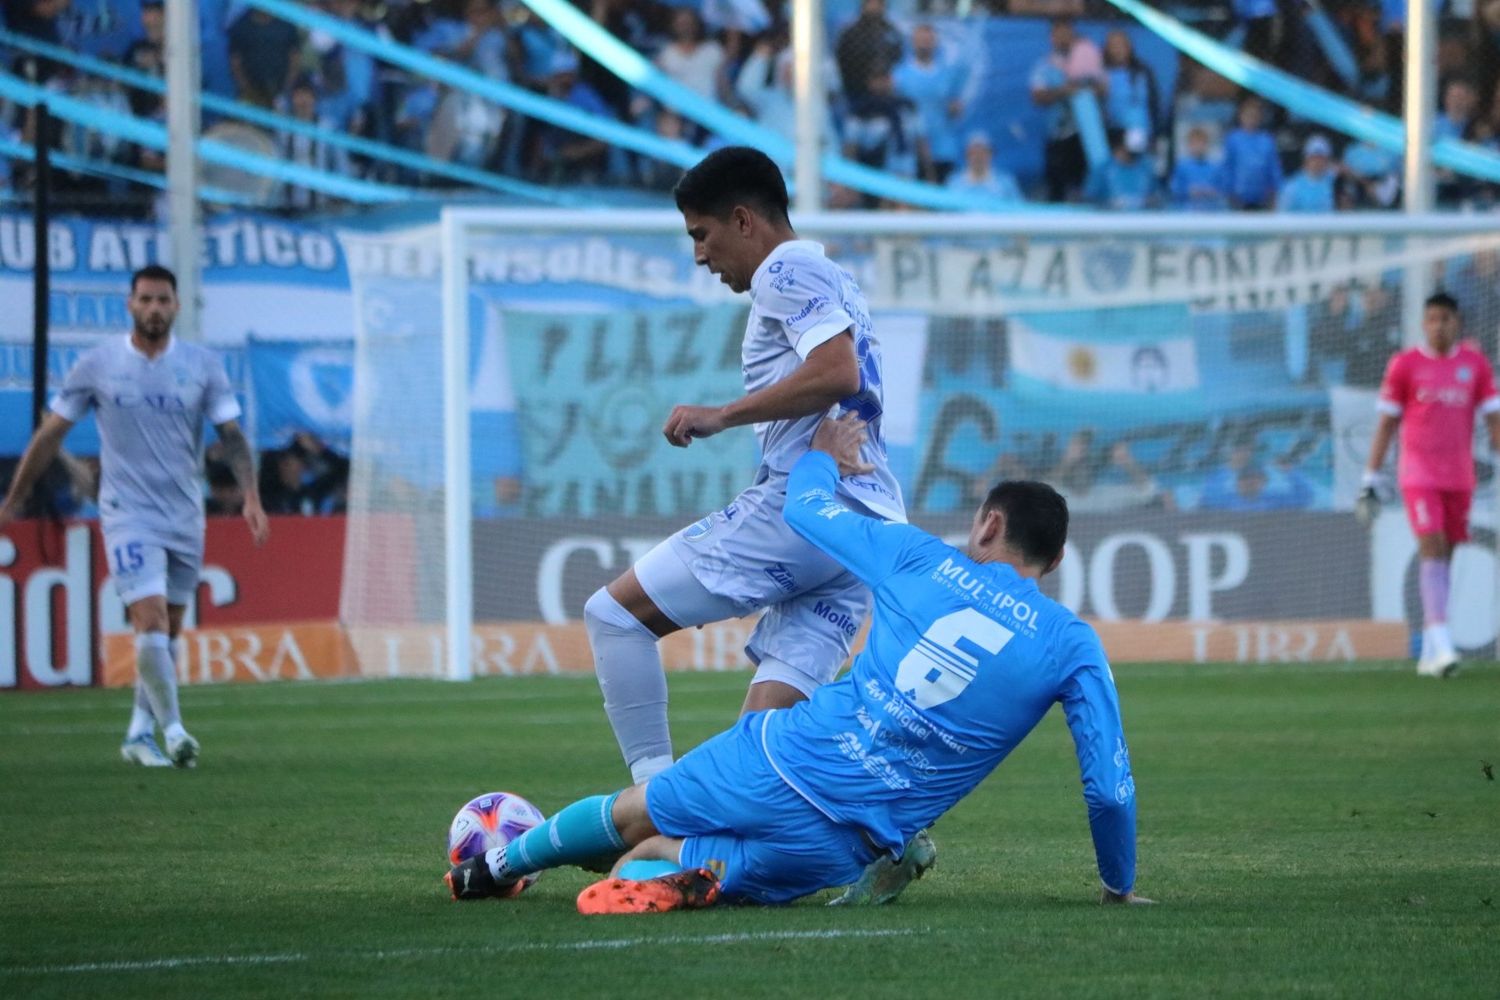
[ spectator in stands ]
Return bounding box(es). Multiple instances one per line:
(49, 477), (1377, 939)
(654, 8), (726, 104)
(1169, 125), (1227, 211)
(205, 463), (244, 516)
(1308, 281), (1401, 387)
(123, 1), (165, 118)
(1029, 17), (1105, 203)
(835, 0), (904, 103)
(1445, 250), (1500, 360)
(314, 0), (378, 135)
(1198, 445), (1313, 512)
(532, 49), (612, 184)
(1233, 0), (1278, 65)
(228, 5), (303, 108)
(1221, 94), (1281, 210)
(258, 433), (348, 516)
(1338, 140), (1400, 209)
(893, 23), (967, 184)
(844, 66), (924, 203)
(946, 130), (1023, 201)
(1435, 78), (1480, 204)
(5, 0), (68, 82)
(734, 26), (798, 142)
(1277, 134), (1337, 212)
(278, 76), (350, 210)
(637, 103), (687, 190)
(1053, 432), (1175, 514)
(580, 0), (650, 122)
(1087, 128), (1158, 210)
(1101, 29), (1158, 146)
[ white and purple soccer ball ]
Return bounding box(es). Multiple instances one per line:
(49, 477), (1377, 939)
(446, 791), (546, 879)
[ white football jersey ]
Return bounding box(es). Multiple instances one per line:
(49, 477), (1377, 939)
(743, 240), (904, 522)
(51, 335), (241, 553)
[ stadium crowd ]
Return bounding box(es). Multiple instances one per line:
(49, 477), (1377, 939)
(2, 0), (1499, 211)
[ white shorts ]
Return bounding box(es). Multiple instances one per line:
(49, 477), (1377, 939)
(104, 531), (200, 607)
(635, 481), (870, 695)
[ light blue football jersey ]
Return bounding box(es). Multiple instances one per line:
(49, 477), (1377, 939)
(765, 452), (1138, 893)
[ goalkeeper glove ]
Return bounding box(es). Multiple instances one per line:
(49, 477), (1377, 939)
(1354, 469), (1387, 527)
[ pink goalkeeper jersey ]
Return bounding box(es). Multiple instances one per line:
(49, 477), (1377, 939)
(1377, 342), (1500, 490)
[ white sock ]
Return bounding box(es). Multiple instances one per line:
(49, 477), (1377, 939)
(1424, 624), (1453, 655)
(584, 588), (672, 779)
(135, 631), (182, 731)
(630, 754), (675, 785)
(126, 681), (155, 740)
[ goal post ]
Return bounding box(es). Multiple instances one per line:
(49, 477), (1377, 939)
(338, 209), (1500, 680)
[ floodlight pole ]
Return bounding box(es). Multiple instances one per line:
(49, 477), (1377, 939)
(792, 0), (825, 216)
(166, 0), (202, 340)
(1401, 0), (1436, 348)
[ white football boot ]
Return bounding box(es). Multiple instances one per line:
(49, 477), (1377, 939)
(165, 729), (201, 768)
(120, 734), (173, 767)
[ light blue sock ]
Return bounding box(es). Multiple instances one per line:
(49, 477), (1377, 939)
(617, 860), (682, 880)
(485, 793), (626, 882)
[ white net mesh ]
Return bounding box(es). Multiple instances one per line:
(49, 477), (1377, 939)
(340, 213), (1500, 675)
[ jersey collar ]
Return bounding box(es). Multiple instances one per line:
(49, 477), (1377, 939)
(125, 332), (176, 361)
(751, 239), (824, 289)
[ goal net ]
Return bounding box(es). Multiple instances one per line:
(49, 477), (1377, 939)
(339, 210), (1500, 679)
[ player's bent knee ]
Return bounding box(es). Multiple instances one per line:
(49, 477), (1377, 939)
(749, 656), (824, 703)
(610, 784), (659, 845)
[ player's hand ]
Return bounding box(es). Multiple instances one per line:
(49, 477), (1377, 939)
(0, 497), (18, 530)
(1100, 888), (1156, 905)
(662, 404), (727, 447)
(811, 413), (876, 477)
(1353, 486), (1381, 528)
(243, 499), (270, 546)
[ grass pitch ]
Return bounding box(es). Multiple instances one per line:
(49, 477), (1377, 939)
(2, 662), (1498, 999)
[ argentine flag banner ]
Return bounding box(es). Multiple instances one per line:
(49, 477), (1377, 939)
(1007, 308), (1198, 394)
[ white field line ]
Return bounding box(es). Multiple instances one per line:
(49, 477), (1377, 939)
(3, 928), (916, 976)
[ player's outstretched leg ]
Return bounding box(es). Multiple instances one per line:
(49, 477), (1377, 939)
(576, 867), (722, 915)
(445, 791), (630, 901)
(585, 587), (675, 784)
(827, 829), (937, 906)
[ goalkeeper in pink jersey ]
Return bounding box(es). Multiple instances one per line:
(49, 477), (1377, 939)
(1361, 292), (1500, 677)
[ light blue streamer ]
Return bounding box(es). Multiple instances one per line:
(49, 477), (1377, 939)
(1303, 2), (1359, 91)
(242, 0), (705, 171)
(1072, 89), (1111, 168)
(516, 0), (1034, 211)
(1106, 0), (1500, 183)
(0, 27), (576, 207)
(0, 135), (261, 204)
(0, 70), (414, 202)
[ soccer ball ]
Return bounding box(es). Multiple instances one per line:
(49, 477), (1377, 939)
(446, 791), (546, 879)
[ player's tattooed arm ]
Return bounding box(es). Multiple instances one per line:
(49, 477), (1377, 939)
(216, 420), (270, 546)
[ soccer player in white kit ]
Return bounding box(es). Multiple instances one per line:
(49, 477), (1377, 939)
(0, 265), (269, 765)
(1361, 292), (1500, 677)
(584, 146), (906, 775)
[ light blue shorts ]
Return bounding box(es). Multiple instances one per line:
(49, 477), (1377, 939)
(645, 711), (878, 905)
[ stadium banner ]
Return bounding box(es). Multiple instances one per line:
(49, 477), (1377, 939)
(870, 234), (1495, 313)
(473, 511), (1376, 626)
(1, 515), (344, 690)
(98, 616), (1413, 688)
(246, 338), (357, 452)
(501, 304), (759, 518)
(0, 213), (353, 346)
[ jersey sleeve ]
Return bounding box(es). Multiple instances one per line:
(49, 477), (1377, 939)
(784, 451), (928, 589)
(204, 352), (242, 425)
(758, 256), (855, 360)
(48, 352), (96, 422)
(1475, 354), (1499, 415)
(1377, 352), (1409, 417)
(1057, 622), (1137, 895)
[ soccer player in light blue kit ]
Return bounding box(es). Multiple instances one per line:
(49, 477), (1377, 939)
(0, 266), (269, 767)
(447, 415), (1150, 912)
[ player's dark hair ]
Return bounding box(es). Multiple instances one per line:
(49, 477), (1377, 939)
(673, 146), (790, 225)
(982, 480), (1069, 569)
(131, 264), (177, 293)
(1425, 291), (1459, 313)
